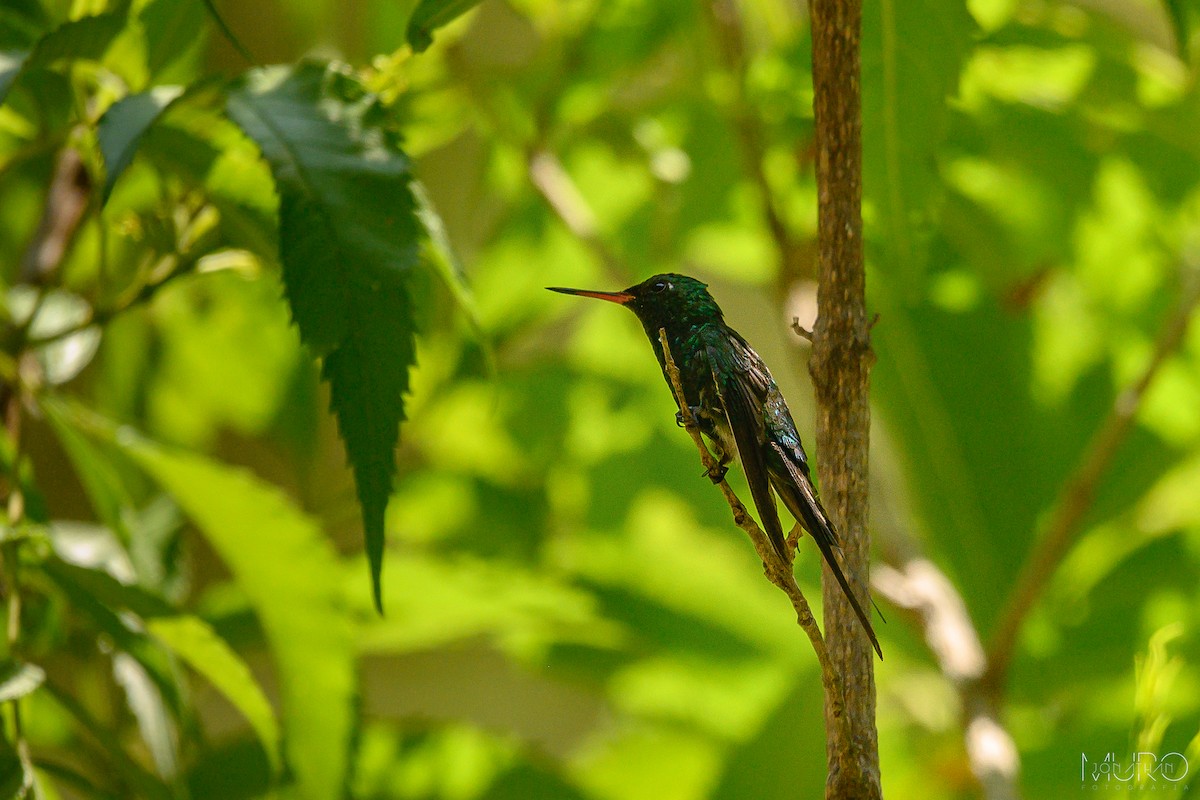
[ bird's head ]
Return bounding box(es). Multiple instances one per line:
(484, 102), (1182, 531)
(547, 273), (722, 333)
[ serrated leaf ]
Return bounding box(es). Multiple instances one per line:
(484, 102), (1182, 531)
(226, 62), (423, 612)
(0, 13), (127, 106)
(85, 417), (355, 800)
(98, 85), (185, 205)
(147, 616), (281, 776)
(0, 661), (44, 703)
(407, 0), (484, 52)
(862, 0), (974, 287)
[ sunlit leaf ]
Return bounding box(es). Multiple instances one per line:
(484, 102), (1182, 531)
(226, 62), (423, 612)
(99, 420), (355, 800)
(147, 616), (282, 776)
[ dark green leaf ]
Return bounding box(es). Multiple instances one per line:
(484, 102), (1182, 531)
(0, 748), (27, 800)
(41, 557), (184, 715)
(97, 86), (185, 205)
(43, 557), (174, 619)
(226, 62), (423, 612)
(407, 0), (484, 53)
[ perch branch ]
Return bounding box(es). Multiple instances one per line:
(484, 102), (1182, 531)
(808, 0), (881, 794)
(986, 270), (1200, 689)
(657, 327), (847, 727)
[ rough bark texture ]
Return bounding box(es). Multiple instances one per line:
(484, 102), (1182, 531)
(808, 0), (882, 797)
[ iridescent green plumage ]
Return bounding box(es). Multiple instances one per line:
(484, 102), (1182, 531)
(548, 273), (882, 659)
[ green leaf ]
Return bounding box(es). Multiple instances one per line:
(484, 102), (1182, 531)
(137, 0), (207, 81)
(226, 62), (423, 612)
(862, 0), (974, 288)
(0, 13), (127, 106)
(41, 555), (185, 716)
(43, 402), (138, 542)
(407, 0), (484, 52)
(0, 660), (45, 703)
(97, 420), (355, 800)
(147, 616), (282, 776)
(97, 85), (185, 205)
(44, 557), (174, 619)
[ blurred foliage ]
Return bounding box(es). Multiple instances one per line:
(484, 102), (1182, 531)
(0, 0), (1199, 798)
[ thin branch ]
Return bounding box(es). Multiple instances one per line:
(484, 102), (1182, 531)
(986, 270), (1200, 689)
(20, 146), (91, 285)
(874, 548), (1021, 800)
(657, 327), (848, 727)
(527, 148), (626, 282)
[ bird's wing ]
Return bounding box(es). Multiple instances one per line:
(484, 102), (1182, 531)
(700, 327), (789, 562)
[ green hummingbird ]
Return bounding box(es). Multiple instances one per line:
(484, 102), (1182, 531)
(549, 273), (882, 659)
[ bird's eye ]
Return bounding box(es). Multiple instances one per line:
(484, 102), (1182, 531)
(651, 281), (667, 293)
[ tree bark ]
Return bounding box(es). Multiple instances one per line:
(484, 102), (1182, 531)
(808, 0), (882, 797)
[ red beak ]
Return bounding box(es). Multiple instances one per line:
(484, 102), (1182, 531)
(546, 286), (634, 305)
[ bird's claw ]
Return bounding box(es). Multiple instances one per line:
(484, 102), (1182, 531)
(705, 463), (728, 484)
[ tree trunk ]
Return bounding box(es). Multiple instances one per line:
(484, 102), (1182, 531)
(808, 0), (882, 797)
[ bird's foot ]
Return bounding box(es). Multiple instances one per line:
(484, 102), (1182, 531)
(675, 405), (704, 428)
(705, 463), (728, 484)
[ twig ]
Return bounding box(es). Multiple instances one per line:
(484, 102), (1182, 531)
(20, 146), (91, 285)
(985, 270), (1200, 689)
(792, 318), (814, 342)
(527, 148), (626, 282)
(874, 550), (1021, 800)
(657, 327), (848, 726)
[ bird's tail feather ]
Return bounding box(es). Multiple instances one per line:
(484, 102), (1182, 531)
(769, 444), (883, 660)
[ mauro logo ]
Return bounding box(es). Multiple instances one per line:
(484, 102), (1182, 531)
(1081, 752), (1189, 787)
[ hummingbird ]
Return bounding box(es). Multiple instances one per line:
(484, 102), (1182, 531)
(548, 273), (882, 659)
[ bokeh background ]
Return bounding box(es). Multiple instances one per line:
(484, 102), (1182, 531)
(3, 0), (1200, 797)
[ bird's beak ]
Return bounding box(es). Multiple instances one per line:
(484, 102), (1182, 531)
(546, 286), (634, 305)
